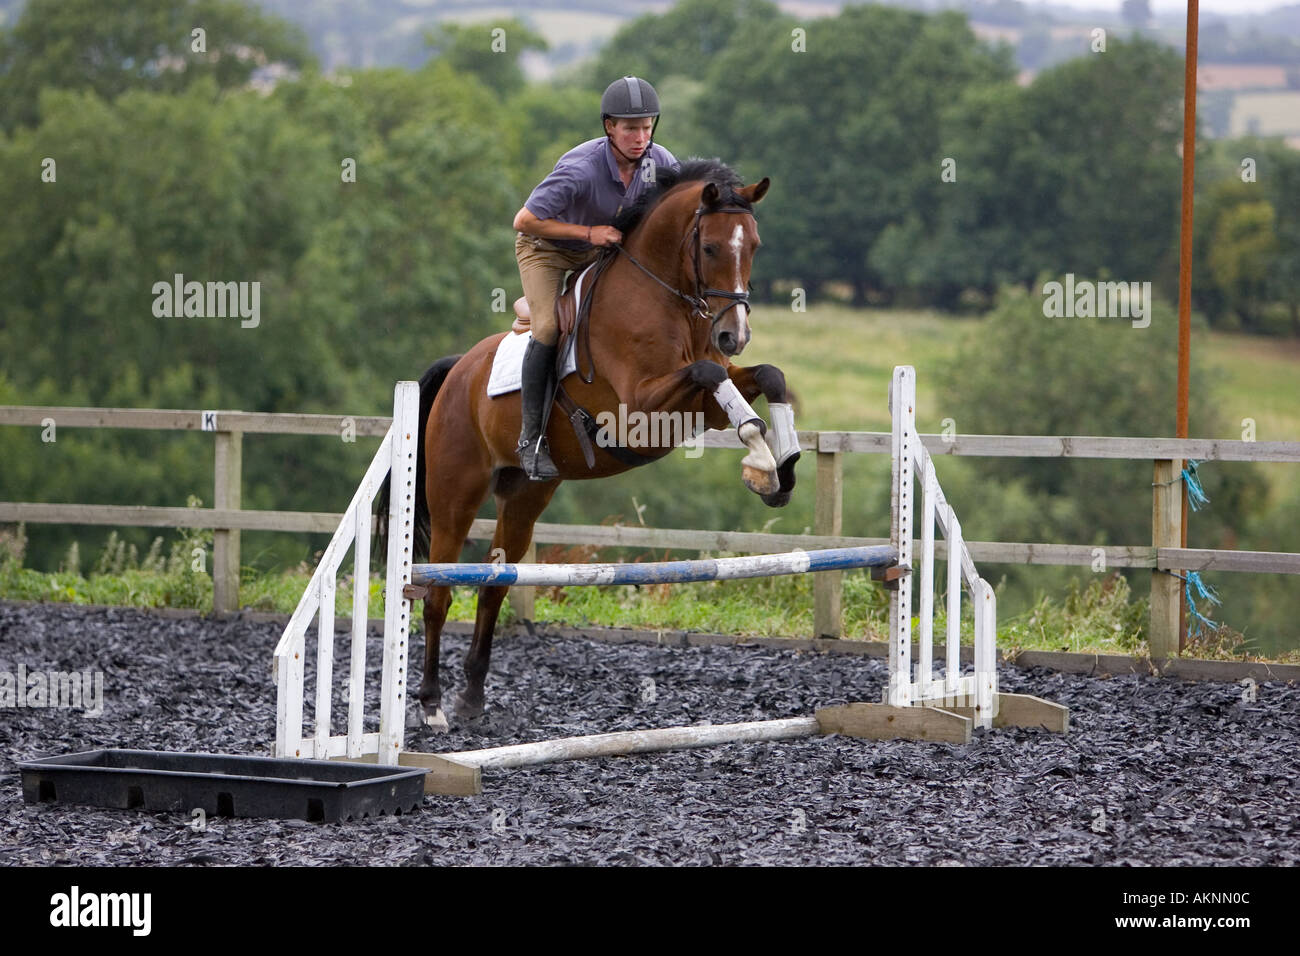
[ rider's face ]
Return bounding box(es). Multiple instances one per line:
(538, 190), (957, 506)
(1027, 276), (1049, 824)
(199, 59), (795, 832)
(606, 117), (654, 159)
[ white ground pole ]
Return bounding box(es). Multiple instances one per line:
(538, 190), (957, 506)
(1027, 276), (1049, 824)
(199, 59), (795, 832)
(444, 718), (824, 771)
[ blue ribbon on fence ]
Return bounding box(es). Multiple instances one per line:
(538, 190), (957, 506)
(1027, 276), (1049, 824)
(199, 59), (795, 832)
(1184, 571), (1222, 637)
(1169, 462), (1218, 637)
(1182, 459), (1210, 512)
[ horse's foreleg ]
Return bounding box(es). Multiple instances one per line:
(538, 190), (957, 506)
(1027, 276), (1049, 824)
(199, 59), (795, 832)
(456, 580), (508, 721)
(727, 364), (801, 507)
(628, 360), (778, 495)
(457, 470), (559, 720)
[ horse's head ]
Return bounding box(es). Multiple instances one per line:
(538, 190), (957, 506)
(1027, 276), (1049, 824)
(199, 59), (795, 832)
(687, 176), (770, 356)
(614, 159), (770, 358)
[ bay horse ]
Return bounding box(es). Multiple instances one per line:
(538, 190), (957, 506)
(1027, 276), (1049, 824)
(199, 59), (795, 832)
(388, 159), (802, 731)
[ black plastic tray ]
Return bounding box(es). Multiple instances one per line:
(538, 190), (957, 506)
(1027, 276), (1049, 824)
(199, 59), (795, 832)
(19, 749), (426, 823)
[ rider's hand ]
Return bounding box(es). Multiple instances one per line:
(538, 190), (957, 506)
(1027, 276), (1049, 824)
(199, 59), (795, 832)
(588, 225), (622, 247)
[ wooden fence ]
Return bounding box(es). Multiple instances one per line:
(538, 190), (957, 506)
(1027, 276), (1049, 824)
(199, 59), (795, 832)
(2, 402), (1298, 656)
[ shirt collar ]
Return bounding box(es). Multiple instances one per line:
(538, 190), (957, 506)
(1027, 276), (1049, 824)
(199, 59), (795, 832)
(603, 137), (624, 183)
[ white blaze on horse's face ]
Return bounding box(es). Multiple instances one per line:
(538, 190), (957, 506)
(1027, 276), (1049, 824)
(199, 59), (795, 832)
(707, 218), (756, 357)
(729, 223), (751, 349)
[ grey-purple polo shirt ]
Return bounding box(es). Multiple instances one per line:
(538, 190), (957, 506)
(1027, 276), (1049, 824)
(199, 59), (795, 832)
(523, 136), (679, 251)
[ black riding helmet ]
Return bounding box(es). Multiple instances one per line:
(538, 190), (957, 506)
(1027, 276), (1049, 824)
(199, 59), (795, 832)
(601, 76), (661, 165)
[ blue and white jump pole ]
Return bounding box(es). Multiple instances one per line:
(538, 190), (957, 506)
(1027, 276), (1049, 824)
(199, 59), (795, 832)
(411, 545), (898, 588)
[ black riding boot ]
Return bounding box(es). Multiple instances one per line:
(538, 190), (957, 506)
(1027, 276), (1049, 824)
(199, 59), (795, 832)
(517, 338), (560, 480)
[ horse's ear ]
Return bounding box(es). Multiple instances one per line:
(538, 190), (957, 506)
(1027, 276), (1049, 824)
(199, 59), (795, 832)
(701, 182), (721, 207)
(744, 177), (770, 205)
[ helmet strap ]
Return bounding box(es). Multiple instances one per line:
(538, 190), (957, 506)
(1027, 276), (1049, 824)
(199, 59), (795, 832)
(603, 115), (661, 168)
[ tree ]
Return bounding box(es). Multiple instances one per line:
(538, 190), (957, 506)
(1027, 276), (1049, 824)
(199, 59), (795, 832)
(1021, 38), (1184, 287)
(1121, 0), (1151, 29)
(586, 0), (784, 91)
(1208, 201), (1278, 331)
(1016, 26), (1053, 71)
(0, 61), (523, 569)
(0, 0), (314, 131)
(937, 284), (1265, 555)
(907, 37), (1183, 305)
(1266, 149), (1300, 333)
(872, 81), (1060, 304)
(504, 83), (603, 197)
(1192, 138), (1300, 333)
(424, 18), (547, 99)
(695, 6), (1014, 303)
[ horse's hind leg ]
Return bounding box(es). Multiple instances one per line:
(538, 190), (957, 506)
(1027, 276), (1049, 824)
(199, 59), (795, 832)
(419, 467), (491, 731)
(456, 470), (559, 719)
(419, 585), (454, 731)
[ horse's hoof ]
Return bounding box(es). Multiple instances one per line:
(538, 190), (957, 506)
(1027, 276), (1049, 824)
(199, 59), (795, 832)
(760, 489), (792, 508)
(423, 707), (449, 732)
(742, 465), (780, 496)
(455, 693), (485, 720)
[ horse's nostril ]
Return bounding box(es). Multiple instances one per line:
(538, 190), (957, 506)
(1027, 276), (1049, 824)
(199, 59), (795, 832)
(718, 332), (736, 353)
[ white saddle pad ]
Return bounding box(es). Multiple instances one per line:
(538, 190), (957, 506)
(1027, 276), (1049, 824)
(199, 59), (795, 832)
(486, 331), (579, 398)
(488, 262), (594, 397)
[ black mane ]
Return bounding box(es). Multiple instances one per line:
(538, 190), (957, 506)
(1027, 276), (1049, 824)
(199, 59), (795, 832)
(611, 157), (751, 236)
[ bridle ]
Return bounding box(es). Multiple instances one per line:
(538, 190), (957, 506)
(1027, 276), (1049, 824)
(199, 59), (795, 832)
(612, 202), (755, 330)
(569, 191), (756, 387)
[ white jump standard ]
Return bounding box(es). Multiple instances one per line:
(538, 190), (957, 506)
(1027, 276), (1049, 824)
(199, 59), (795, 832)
(273, 366), (1068, 797)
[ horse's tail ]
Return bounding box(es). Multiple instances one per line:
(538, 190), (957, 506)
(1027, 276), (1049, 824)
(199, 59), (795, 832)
(376, 354), (462, 563)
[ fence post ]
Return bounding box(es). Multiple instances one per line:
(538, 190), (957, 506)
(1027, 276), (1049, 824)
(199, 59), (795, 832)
(1150, 458), (1181, 658)
(814, 449), (843, 638)
(213, 430), (243, 614)
(509, 541), (536, 623)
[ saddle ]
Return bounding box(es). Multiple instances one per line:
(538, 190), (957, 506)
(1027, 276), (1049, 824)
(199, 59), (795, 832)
(509, 260), (591, 339)
(511, 249), (655, 470)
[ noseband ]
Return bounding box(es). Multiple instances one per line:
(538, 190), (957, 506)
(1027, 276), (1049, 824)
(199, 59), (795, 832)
(613, 202), (755, 330)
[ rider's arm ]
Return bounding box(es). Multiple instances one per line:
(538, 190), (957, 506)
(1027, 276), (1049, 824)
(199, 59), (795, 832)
(516, 161), (594, 242)
(513, 206), (591, 243)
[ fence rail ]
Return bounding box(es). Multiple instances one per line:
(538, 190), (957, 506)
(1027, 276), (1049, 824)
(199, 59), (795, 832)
(3, 401), (1298, 655)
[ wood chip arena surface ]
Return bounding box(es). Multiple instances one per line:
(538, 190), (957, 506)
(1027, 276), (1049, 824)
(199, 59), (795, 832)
(2, 603), (1297, 866)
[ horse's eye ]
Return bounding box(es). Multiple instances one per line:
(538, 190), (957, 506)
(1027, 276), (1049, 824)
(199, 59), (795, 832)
(703, 244), (717, 257)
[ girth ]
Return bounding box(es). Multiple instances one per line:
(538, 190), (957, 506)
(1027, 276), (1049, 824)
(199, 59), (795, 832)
(552, 386), (659, 469)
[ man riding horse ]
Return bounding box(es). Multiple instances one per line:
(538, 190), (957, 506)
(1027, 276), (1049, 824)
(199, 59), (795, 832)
(512, 76), (680, 480)
(390, 94), (802, 728)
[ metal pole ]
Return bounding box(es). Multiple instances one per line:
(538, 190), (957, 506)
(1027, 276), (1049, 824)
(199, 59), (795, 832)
(1176, 0), (1200, 653)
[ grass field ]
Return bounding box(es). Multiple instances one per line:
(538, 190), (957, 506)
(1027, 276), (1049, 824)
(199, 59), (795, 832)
(744, 302), (1299, 439)
(740, 303), (962, 432)
(1205, 330), (1300, 443)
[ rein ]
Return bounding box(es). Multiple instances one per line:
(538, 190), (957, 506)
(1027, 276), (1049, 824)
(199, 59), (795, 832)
(612, 203), (755, 329)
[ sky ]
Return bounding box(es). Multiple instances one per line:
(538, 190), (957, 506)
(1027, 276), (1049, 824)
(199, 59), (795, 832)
(1140, 1), (1294, 12)
(1017, 1), (1297, 14)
